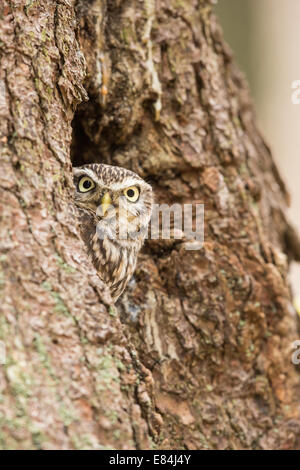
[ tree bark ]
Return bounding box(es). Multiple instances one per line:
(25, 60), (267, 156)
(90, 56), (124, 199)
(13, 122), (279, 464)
(1, 0), (300, 450)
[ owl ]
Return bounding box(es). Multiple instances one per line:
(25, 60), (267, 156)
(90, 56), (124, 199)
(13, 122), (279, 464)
(73, 163), (153, 302)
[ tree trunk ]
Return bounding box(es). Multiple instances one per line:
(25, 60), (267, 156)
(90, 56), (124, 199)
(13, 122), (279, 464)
(1, 0), (300, 450)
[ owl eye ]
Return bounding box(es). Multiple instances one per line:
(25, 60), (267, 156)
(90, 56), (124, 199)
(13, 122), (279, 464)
(124, 186), (140, 202)
(78, 176), (95, 193)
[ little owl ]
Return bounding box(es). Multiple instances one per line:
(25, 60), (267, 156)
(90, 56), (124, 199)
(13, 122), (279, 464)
(73, 163), (153, 302)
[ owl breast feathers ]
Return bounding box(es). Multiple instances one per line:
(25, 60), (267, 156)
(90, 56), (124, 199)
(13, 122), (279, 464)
(73, 163), (153, 302)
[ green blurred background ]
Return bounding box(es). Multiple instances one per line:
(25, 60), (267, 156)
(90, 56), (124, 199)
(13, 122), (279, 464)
(215, 0), (300, 302)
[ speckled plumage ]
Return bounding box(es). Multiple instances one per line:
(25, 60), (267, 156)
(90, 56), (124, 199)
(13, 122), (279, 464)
(73, 163), (153, 302)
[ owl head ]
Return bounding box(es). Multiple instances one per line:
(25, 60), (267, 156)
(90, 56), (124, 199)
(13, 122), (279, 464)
(73, 164), (153, 243)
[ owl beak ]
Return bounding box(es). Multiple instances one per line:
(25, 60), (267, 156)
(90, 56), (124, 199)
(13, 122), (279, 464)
(100, 192), (112, 216)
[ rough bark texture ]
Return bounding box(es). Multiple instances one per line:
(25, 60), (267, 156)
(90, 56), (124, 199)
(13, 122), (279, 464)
(1, 0), (300, 450)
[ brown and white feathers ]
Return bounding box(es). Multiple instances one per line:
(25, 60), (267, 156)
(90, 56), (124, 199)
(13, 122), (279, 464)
(73, 163), (153, 302)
